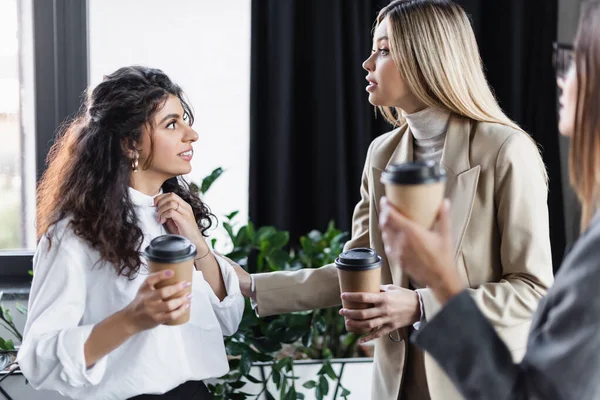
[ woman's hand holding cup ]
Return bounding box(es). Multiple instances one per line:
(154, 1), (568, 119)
(123, 270), (192, 334)
(379, 197), (463, 304)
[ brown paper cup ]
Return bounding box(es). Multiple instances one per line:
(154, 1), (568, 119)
(335, 248), (382, 334)
(384, 181), (445, 228)
(147, 259), (194, 326)
(381, 162), (446, 228)
(143, 235), (197, 326)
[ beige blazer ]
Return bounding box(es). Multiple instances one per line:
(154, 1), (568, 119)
(253, 115), (554, 400)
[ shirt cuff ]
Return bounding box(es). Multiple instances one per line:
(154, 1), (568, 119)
(249, 275), (260, 316)
(205, 252), (243, 308)
(413, 289), (426, 330)
(56, 325), (108, 387)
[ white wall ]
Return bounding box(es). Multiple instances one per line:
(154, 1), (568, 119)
(88, 0), (251, 250)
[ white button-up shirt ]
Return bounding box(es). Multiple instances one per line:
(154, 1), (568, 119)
(18, 188), (244, 400)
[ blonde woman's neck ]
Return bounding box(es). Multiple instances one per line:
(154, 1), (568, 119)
(402, 107), (451, 140)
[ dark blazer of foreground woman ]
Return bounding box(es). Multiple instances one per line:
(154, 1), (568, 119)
(413, 213), (600, 400)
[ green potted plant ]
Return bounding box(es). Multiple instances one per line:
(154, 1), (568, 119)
(194, 168), (368, 400)
(0, 293), (26, 372)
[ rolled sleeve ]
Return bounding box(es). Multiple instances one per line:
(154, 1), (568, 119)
(56, 325), (108, 386)
(18, 226), (108, 394)
(200, 252), (244, 336)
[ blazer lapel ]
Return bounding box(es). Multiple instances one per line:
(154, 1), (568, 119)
(441, 116), (480, 261)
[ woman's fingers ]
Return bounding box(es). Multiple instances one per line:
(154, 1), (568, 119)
(159, 293), (192, 313)
(340, 292), (383, 305)
(359, 325), (392, 344)
(150, 281), (191, 301)
(346, 316), (386, 331)
(160, 301), (191, 323)
(339, 306), (383, 320)
(143, 270), (174, 291)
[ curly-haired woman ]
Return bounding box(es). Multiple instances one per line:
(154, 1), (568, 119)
(17, 66), (244, 400)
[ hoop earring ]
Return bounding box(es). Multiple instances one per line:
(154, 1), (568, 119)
(131, 154), (139, 172)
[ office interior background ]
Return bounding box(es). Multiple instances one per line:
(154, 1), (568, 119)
(0, 0), (587, 399)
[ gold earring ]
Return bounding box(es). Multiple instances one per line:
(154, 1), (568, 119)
(131, 153), (139, 172)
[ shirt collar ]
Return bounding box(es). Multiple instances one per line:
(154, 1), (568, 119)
(128, 187), (162, 207)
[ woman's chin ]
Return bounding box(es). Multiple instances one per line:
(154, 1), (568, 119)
(367, 94), (384, 107)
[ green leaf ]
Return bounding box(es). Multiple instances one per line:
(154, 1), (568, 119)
(234, 226), (249, 246)
(300, 236), (315, 253)
(227, 341), (249, 356)
(189, 182), (200, 194)
(265, 390), (276, 400)
(279, 379), (287, 400)
(314, 315), (327, 333)
(318, 375), (329, 395)
(223, 222), (236, 242)
(4, 339), (15, 350)
(246, 221), (256, 243)
(226, 210), (240, 221)
(301, 331), (313, 348)
(224, 249), (248, 262)
(302, 380), (317, 389)
(296, 393), (305, 400)
(3, 308), (13, 324)
(285, 386), (297, 400)
(239, 353), (252, 376)
(272, 367), (281, 388)
(257, 226), (277, 244)
(323, 361), (337, 380)
(28, 269), (33, 276)
(267, 231), (289, 249)
(341, 388), (351, 396)
(210, 238), (217, 249)
(199, 167), (224, 194)
(267, 249), (290, 270)
(245, 374), (261, 384)
(315, 385), (324, 400)
(228, 381), (246, 389)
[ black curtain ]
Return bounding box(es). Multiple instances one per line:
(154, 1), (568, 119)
(250, 0), (566, 269)
(249, 0), (390, 247)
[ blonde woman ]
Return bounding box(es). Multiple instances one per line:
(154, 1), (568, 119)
(234, 1), (553, 399)
(378, 1), (600, 399)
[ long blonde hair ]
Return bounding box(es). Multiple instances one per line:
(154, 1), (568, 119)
(570, 0), (600, 231)
(376, 0), (520, 131)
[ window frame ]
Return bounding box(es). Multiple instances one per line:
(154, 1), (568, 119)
(0, 0), (88, 284)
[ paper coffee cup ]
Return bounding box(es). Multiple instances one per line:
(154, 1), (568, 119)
(143, 235), (197, 326)
(335, 248), (382, 334)
(381, 161), (446, 228)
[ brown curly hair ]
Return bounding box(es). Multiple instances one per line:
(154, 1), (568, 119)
(37, 66), (214, 279)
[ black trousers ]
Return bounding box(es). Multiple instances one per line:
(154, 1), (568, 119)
(128, 381), (213, 399)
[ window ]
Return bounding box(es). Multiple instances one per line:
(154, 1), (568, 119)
(88, 0), (251, 250)
(0, 0), (88, 282)
(0, 0), (35, 252)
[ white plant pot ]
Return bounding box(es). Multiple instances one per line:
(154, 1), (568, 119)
(228, 358), (373, 400)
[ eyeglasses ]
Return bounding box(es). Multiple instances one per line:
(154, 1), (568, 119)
(553, 42), (575, 80)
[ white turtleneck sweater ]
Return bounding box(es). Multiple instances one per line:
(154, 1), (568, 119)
(402, 106), (451, 164)
(401, 107), (451, 330)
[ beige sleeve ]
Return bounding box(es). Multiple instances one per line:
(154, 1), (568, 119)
(420, 133), (554, 350)
(254, 141), (375, 317)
